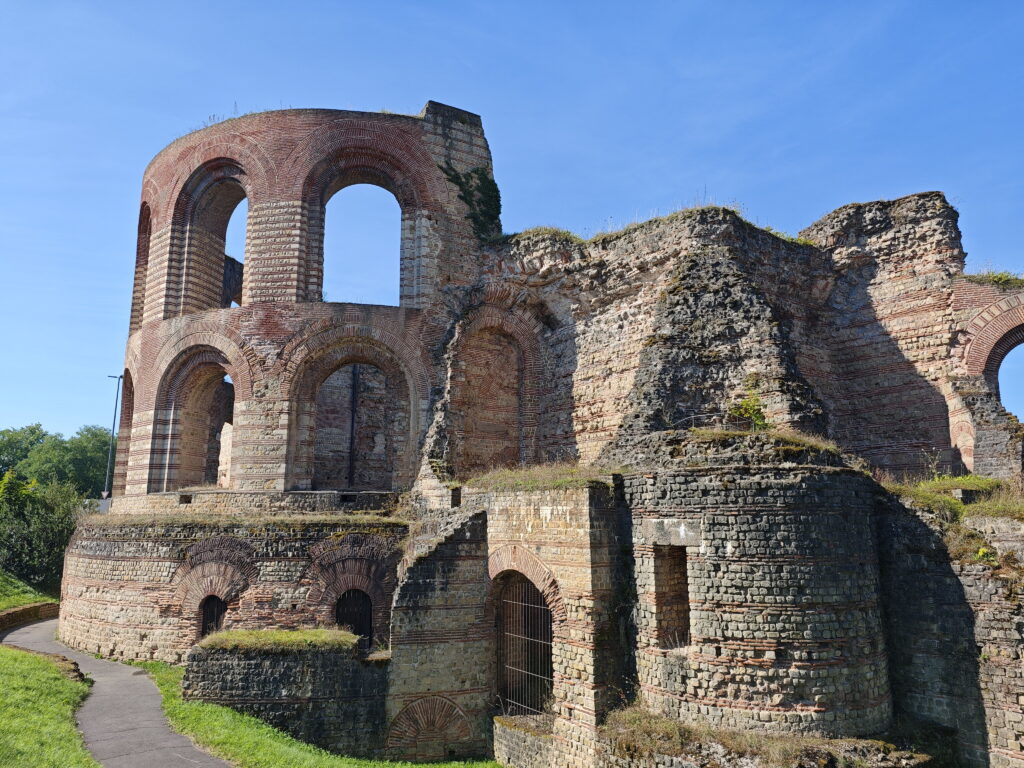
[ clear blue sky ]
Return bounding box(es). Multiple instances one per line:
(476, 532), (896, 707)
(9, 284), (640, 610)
(1, 0), (1022, 437)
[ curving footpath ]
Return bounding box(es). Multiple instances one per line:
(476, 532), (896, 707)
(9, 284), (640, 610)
(2, 618), (229, 768)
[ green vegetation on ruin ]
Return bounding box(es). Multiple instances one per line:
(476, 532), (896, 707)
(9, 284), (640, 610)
(885, 474), (1024, 576)
(464, 462), (627, 492)
(199, 628), (359, 653)
(507, 226), (585, 244)
(439, 163), (502, 242)
(0, 567), (56, 612)
(600, 705), (939, 768)
(964, 270), (1024, 291)
(0, 646), (99, 768)
(136, 660), (499, 768)
(686, 427), (842, 455)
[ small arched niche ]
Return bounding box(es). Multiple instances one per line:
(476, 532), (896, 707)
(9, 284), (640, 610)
(321, 184), (401, 305)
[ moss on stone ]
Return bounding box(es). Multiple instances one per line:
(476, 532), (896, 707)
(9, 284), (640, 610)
(439, 163), (502, 241)
(465, 462), (625, 492)
(198, 628), (358, 653)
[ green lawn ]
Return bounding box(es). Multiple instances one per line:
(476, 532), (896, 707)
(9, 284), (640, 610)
(138, 661), (500, 768)
(0, 645), (99, 768)
(0, 567), (57, 612)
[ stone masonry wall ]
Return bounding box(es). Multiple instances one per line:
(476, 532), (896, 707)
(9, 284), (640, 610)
(878, 498), (1024, 768)
(623, 439), (891, 737)
(59, 517), (406, 662)
(182, 645), (388, 756)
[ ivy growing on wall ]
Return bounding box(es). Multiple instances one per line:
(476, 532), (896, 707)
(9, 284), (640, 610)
(439, 163), (502, 241)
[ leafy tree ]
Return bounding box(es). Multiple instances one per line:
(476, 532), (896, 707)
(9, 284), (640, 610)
(0, 471), (82, 588)
(16, 425), (112, 498)
(0, 424), (48, 476)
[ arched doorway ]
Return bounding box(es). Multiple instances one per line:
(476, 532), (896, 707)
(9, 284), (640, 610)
(495, 572), (553, 716)
(336, 589), (373, 650)
(199, 595), (227, 637)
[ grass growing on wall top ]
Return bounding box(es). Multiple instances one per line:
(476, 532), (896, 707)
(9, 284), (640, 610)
(965, 271), (1024, 291)
(199, 628), (358, 653)
(137, 661), (499, 768)
(0, 646), (99, 768)
(0, 567), (57, 612)
(464, 462), (626, 492)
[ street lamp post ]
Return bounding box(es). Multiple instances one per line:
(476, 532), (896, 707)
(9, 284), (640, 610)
(102, 375), (123, 500)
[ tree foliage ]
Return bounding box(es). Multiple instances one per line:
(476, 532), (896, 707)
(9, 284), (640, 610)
(0, 471), (83, 588)
(1, 424), (112, 497)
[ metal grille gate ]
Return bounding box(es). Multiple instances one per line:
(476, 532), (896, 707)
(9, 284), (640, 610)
(498, 573), (553, 715)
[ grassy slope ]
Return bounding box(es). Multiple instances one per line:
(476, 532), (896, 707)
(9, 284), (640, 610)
(0, 567), (57, 612)
(0, 646), (99, 768)
(139, 661), (499, 768)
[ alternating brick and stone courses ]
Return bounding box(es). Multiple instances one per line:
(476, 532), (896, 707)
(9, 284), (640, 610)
(62, 101), (1024, 765)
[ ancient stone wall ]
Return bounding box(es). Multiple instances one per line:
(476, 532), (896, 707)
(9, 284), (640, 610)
(182, 645), (388, 756)
(878, 498), (1024, 768)
(623, 438), (891, 737)
(59, 517), (405, 662)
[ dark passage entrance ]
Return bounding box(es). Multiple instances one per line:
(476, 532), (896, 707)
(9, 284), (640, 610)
(199, 595), (227, 637)
(336, 589), (373, 649)
(497, 572), (553, 715)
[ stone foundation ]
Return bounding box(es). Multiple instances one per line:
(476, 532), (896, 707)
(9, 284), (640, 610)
(183, 645), (388, 755)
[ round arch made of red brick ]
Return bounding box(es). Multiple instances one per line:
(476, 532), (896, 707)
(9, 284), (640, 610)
(282, 331), (427, 491)
(287, 118), (453, 307)
(487, 544), (568, 630)
(964, 294), (1024, 395)
(147, 345), (239, 493)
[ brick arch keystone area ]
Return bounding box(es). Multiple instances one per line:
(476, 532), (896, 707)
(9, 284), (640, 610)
(964, 294), (1024, 387)
(487, 544), (567, 626)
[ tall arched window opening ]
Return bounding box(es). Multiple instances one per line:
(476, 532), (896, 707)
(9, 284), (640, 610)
(129, 203), (151, 332)
(112, 370), (134, 497)
(222, 197), (247, 307)
(149, 349), (236, 492)
(321, 184), (400, 305)
(172, 161), (248, 316)
(312, 363), (405, 490)
(997, 345), (1024, 419)
(496, 572), (553, 716)
(199, 595), (227, 637)
(336, 589), (373, 650)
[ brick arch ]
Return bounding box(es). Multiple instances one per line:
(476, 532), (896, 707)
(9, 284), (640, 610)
(171, 560), (252, 626)
(111, 369), (134, 497)
(964, 296), (1024, 393)
(302, 533), (403, 637)
(129, 202), (152, 334)
(281, 325), (430, 491)
(487, 545), (567, 627)
(183, 536), (259, 578)
(146, 329), (255, 404)
(385, 695), (473, 758)
(284, 119), (452, 306)
(147, 345), (237, 492)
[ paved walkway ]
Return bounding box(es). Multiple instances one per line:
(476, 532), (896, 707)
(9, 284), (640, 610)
(2, 619), (229, 768)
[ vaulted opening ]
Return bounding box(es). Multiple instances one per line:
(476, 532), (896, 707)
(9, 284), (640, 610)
(199, 594), (227, 637)
(312, 363), (404, 490)
(997, 343), (1024, 419)
(149, 349), (236, 492)
(321, 184), (401, 305)
(335, 589), (373, 650)
(495, 571), (553, 716)
(112, 370), (134, 497)
(173, 161), (248, 316)
(129, 203), (151, 332)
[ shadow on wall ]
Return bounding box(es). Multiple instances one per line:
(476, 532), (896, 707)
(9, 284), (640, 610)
(876, 496), (988, 765)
